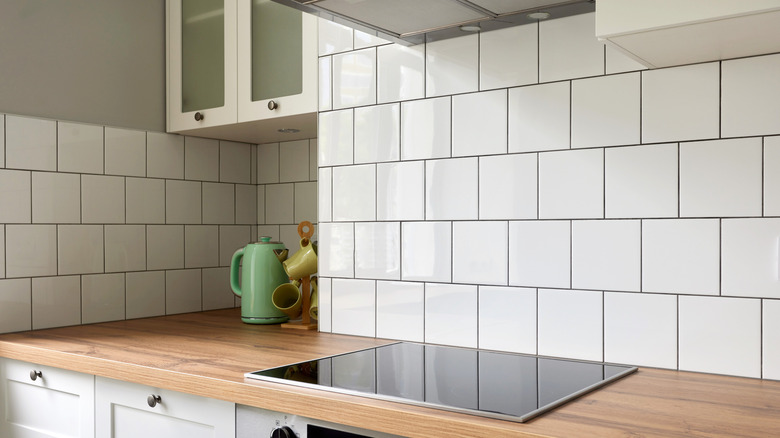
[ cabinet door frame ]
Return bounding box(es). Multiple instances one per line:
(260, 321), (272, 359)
(236, 0), (318, 122)
(167, 0), (238, 132)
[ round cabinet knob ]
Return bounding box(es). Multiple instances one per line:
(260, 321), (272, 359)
(147, 394), (162, 408)
(194, 111), (205, 121)
(270, 426), (295, 438)
(267, 100), (278, 110)
(29, 370), (42, 381)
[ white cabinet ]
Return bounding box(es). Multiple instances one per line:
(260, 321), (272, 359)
(95, 376), (235, 438)
(0, 358), (95, 438)
(596, 0), (780, 68)
(167, 0), (317, 144)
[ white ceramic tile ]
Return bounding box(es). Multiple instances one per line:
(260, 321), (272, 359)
(767, 136), (780, 216)
(81, 273), (125, 324)
(572, 73), (640, 148)
(0, 279), (31, 333)
(185, 137), (219, 182)
(425, 283), (477, 348)
(478, 286), (536, 354)
(202, 183), (234, 224)
(256, 225), (280, 242)
(0, 114), (4, 168)
(539, 12), (604, 82)
(605, 44), (648, 75)
(642, 62), (720, 143)
(125, 177), (165, 224)
(481, 24), (538, 89)
(377, 43), (425, 103)
(354, 222), (400, 280)
(105, 225), (146, 273)
(294, 182), (318, 224)
(146, 132), (184, 179)
(219, 225), (251, 266)
(58, 225), (103, 275)
(538, 288), (602, 361)
(318, 168), (332, 222)
(202, 267), (233, 310)
(722, 218), (780, 298)
(426, 158), (478, 220)
(509, 81), (570, 153)
(572, 220), (640, 292)
(452, 90), (507, 157)
(333, 165), (376, 221)
(184, 225), (219, 268)
(354, 29), (388, 49)
(280, 140), (310, 182)
(126, 271), (165, 319)
(219, 141), (251, 184)
(235, 184), (257, 225)
(376, 281), (424, 342)
(32, 276), (80, 330)
(722, 53), (780, 137)
(31, 172), (80, 224)
(319, 56), (333, 112)
(257, 142), (280, 184)
(309, 139), (318, 181)
(680, 138), (762, 217)
(166, 269), (202, 315)
(333, 48), (377, 109)
(401, 97), (451, 160)
(256, 186), (266, 224)
(146, 225), (184, 270)
(426, 34), (478, 97)
(539, 149), (604, 219)
(354, 103), (400, 163)
(5, 115), (56, 171)
(318, 277), (332, 332)
(57, 121), (103, 174)
(280, 225), (307, 252)
(0, 170), (32, 223)
(318, 18), (353, 56)
(5, 225), (57, 277)
(265, 183), (294, 224)
(643, 219), (719, 295)
(82, 175), (125, 224)
(764, 299), (780, 380)
(401, 222), (451, 283)
(452, 221), (507, 285)
(318, 223), (354, 277)
(606, 144), (679, 219)
(509, 221), (570, 288)
(604, 292), (677, 369)
(376, 161), (424, 221)
(479, 154), (537, 219)
(166, 180), (202, 224)
(105, 127), (146, 177)
(332, 278), (375, 337)
(0, 229), (4, 278)
(679, 296), (761, 378)
(318, 109), (354, 166)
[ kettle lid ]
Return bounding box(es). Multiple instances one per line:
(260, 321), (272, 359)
(253, 236), (282, 245)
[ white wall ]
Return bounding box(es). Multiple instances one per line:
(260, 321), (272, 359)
(315, 14), (780, 380)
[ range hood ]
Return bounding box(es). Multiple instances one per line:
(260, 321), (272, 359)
(271, 0), (595, 45)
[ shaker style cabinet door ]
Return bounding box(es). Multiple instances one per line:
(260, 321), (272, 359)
(0, 358), (95, 438)
(95, 376), (235, 438)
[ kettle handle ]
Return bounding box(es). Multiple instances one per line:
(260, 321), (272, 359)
(230, 248), (245, 297)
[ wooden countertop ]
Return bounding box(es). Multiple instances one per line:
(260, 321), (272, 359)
(1, 308), (779, 437)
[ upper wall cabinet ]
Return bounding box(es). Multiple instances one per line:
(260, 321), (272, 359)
(167, 0), (317, 144)
(596, 0), (780, 68)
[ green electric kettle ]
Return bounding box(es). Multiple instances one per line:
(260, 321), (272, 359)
(230, 237), (290, 324)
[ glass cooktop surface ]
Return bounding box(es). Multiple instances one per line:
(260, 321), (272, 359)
(246, 342), (637, 423)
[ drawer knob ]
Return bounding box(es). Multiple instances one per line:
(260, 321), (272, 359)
(147, 394), (162, 408)
(268, 100), (277, 110)
(194, 111), (204, 121)
(29, 370), (42, 381)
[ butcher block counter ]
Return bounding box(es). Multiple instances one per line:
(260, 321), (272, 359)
(1, 308), (780, 438)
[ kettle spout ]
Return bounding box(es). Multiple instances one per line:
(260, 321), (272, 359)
(273, 249), (289, 263)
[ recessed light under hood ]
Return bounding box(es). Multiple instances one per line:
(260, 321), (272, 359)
(271, 0), (595, 45)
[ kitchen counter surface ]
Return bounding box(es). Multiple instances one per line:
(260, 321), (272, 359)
(1, 308), (779, 437)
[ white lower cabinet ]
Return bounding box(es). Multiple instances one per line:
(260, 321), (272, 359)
(95, 376), (235, 438)
(0, 358), (95, 438)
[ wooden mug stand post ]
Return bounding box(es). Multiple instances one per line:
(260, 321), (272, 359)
(282, 221), (318, 331)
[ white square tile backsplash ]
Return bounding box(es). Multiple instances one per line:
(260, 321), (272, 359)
(6, 115), (57, 171)
(425, 34), (478, 97)
(539, 148), (604, 219)
(377, 43), (425, 103)
(508, 81), (570, 153)
(571, 73), (640, 148)
(424, 283), (477, 348)
(452, 90), (507, 157)
(480, 25), (538, 90)
(0, 170), (32, 223)
(58, 121), (104, 174)
(721, 53), (780, 138)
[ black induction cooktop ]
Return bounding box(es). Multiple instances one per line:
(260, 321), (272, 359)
(246, 342), (637, 423)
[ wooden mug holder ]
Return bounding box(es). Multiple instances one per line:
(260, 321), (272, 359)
(282, 221), (318, 331)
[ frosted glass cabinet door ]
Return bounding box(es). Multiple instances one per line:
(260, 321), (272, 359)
(167, 0), (237, 131)
(0, 358), (95, 438)
(237, 0), (318, 122)
(95, 376), (235, 438)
